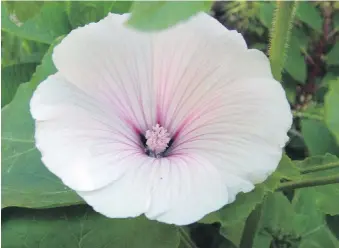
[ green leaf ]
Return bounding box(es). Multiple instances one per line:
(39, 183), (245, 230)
(30, 36), (64, 88)
(327, 215), (339, 240)
(111, 1), (133, 14)
(220, 221), (245, 247)
(253, 193), (304, 248)
(321, 73), (338, 88)
(1, 32), (49, 67)
(268, 1), (298, 82)
(301, 119), (339, 156)
(3, 1), (44, 23)
(274, 153), (300, 180)
(1, 83), (83, 209)
(1, 63), (38, 107)
(1, 2), (70, 44)
(291, 27), (309, 51)
(326, 43), (339, 66)
(200, 154), (298, 225)
(68, 2), (114, 28)
(2, 206), (180, 248)
(295, 2), (323, 32)
(258, 2), (275, 29)
(284, 36), (307, 83)
(296, 154), (339, 216)
(325, 78), (339, 144)
(200, 154), (299, 246)
(127, 1), (213, 31)
(1, 37), (83, 209)
(293, 188), (339, 248)
(253, 234), (272, 248)
(333, 13), (339, 31)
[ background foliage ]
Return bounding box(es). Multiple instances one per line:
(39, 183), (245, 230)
(1, 1), (339, 248)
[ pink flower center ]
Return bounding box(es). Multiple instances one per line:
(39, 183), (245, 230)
(145, 124), (171, 157)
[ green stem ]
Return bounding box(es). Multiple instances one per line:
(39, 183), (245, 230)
(179, 227), (198, 248)
(292, 111), (323, 121)
(277, 175), (339, 191)
(268, 1), (298, 82)
(300, 161), (339, 174)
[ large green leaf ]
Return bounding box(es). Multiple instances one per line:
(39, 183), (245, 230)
(296, 154), (339, 216)
(3, 1), (44, 23)
(293, 188), (339, 248)
(127, 1), (213, 31)
(325, 78), (339, 144)
(2, 206), (180, 248)
(1, 63), (38, 107)
(1, 37), (83, 209)
(68, 1), (115, 28)
(1, 83), (82, 209)
(326, 43), (339, 66)
(295, 2), (323, 32)
(1, 2), (70, 44)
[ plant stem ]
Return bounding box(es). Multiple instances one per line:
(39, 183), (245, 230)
(268, 1), (298, 82)
(276, 175), (339, 191)
(179, 227), (198, 248)
(300, 161), (339, 174)
(292, 111), (323, 121)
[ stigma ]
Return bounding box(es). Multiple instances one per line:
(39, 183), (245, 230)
(145, 124), (171, 157)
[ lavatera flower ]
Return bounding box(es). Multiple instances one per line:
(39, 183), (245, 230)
(30, 12), (292, 225)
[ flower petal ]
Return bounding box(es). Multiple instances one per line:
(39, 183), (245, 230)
(53, 13), (155, 132)
(77, 155), (154, 218)
(171, 76), (291, 184)
(31, 73), (144, 191)
(145, 155), (253, 225)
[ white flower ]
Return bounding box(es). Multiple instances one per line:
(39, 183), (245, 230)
(30, 12), (292, 225)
